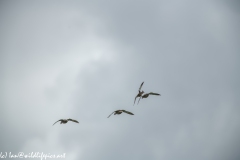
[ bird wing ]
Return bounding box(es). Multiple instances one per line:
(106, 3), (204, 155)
(139, 82), (144, 91)
(122, 110), (134, 115)
(107, 111), (115, 118)
(149, 92), (161, 96)
(52, 119), (62, 126)
(137, 97), (141, 104)
(68, 119), (79, 123)
(133, 95), (138, 105)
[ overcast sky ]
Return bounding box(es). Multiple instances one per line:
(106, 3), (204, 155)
(1, 0), (240, 160)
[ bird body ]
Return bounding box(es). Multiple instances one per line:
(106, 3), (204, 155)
(108, 110), (134, 118)
(59, 119), (68, 124)
(52, 119), (79, 125)
(137, 92), (161, 104)
(142, 92), (161, 99)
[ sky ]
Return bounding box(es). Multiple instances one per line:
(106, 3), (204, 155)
(0, 0), (240, 160)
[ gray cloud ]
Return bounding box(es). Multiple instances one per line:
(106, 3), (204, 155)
(1, 0), (240, 160)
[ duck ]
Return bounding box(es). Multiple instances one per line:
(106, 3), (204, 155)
(108, 110), (134, 118)
(52, 118), (79, 126)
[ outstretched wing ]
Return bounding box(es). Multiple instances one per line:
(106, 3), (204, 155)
(137, 96), (141, 104)
(139, 82), (144, 92)
(133, 95), (138, 105)
(52, 119), (62, 126)
(122, 110), (134, 115)
(149, 92), (161, 96)
(68, 119), (79, 123)
(107, 111), (115, 118)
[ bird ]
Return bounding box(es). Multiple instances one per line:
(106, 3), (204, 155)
(107, 110), (134, 118)
(138, 92), (161, 104)
(52, 119), (79, 126)
(133, 82), (144, 105)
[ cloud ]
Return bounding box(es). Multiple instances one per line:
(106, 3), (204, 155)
(1, 0), (240, 160)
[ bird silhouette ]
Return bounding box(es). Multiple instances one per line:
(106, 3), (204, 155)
(52, 119), (79, 126)
(107, 110), (134, 118)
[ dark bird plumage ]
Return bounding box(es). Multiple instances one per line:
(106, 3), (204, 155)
(138, 92), (161, 104)
(52, 119), (79, 126)
(107, 110), (134, 118)
(133, 82), (144, 105)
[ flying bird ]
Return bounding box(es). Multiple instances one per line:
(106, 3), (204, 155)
(133, 82), (144, 105)
(107, 110), (134, 118)
(52, 119), (79, 126)
(138, 92), (161, 104)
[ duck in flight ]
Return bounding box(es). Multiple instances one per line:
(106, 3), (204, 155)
(133, 82), (144, 105)
(108, 110), (134, 118)
(52, 119), (79, 126)
(138, 92), (161, 104)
